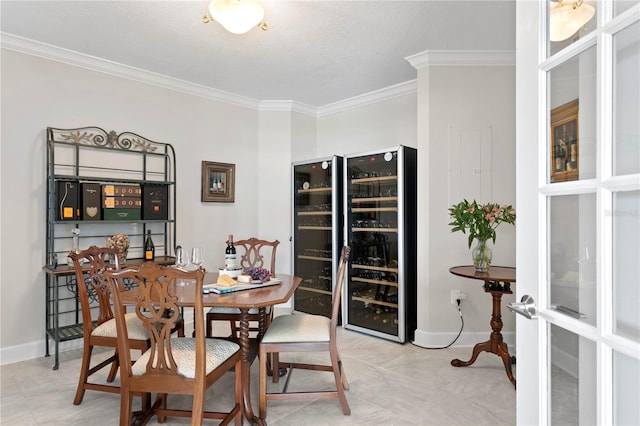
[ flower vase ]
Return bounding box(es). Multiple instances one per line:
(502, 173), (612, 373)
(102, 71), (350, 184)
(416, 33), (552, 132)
(117, 248), (128, 264)
(472, 239), (492, 272)
(106, 233), (130, 266)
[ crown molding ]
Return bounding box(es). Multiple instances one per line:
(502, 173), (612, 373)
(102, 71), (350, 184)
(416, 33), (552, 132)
(259, 100), (317, 117)
(317, 80), (417, 117)
(405, 50), (516, 69)
(2, 33), (509, 116)
(0, 32), (261, 110)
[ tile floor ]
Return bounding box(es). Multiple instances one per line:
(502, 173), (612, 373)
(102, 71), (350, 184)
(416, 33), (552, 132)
(0, 328), (516, 425)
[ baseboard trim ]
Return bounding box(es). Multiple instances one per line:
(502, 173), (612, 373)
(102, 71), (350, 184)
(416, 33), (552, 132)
(0, 337), (84, 367)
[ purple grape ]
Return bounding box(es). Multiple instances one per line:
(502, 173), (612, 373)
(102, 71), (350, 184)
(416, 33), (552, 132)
(246, 267), (271, 282)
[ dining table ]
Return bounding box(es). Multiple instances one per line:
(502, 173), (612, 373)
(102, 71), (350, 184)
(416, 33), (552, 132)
(121, 270), (301, 426)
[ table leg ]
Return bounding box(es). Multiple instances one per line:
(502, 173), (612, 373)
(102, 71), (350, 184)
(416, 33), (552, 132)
(258, 307), (266, 340)
(451, 340), (492, 368)
(451, 288), (516, 387)
(496, 340), (516, 387)
(239, 308), (266, 426)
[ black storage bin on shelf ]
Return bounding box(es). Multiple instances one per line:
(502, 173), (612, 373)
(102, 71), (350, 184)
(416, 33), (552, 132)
(56, 180), (80, 221)
(142, 184), (168, 220)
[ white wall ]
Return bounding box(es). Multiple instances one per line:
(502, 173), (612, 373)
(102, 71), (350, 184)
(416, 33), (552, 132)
(417, 65), (516, 346)
(317, 95), (417, 157)
(257, 110), (298, 276)
(0, 50), (267, 362)
(290, 111), (317, 163)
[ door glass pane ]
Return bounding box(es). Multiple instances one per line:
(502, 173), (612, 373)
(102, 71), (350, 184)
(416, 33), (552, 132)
(549, 194), (597, 325)
(549, 0), (598, 56)
(613, 190), (640, 342)
(347, 150), (401, 338)
(549, 46), (597, 183)
(615, 0), (640, 17)
(293, 159), (341, 317)
(613, 21), (640, 176)
(550, 324), (597, 425)
(614, 350), (640, 425)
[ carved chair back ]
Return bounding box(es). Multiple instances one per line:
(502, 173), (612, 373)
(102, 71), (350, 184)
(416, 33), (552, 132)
(70, 245), (121, 332)
(235, 238), (280, 276)
(106, 263), (204, 383)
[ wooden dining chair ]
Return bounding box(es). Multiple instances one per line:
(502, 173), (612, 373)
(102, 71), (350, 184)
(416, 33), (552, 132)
(258, 246), (351, 418)
(105, 262), (243, 426)
(206, 237), (280, 338)
(69, 245), (150, 405)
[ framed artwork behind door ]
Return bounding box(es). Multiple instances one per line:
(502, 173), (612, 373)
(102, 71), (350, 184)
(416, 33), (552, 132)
(550, 99), (579, 183)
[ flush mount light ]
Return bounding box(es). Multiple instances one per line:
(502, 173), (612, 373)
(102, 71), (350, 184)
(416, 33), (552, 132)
(202, 0), (268, 34)
(549, 0), (595, 42)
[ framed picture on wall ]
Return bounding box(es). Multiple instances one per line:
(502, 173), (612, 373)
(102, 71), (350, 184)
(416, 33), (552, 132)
(201, 161), (235, 202)
(550, 98), (579, 183)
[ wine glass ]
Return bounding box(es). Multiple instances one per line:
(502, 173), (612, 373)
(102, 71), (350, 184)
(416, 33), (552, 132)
(175, 247), (188, 270)
(175, 246), (189, 286)
(191, 247), (204, 270)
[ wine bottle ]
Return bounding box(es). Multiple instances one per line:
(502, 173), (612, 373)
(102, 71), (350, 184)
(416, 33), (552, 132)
(224, 234), (237, 269)
(67, 226), (84, 266)
(144, 230), (155, 261)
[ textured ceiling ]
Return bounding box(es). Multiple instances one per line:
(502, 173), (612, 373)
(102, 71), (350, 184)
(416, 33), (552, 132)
(1, 1), (516, 107)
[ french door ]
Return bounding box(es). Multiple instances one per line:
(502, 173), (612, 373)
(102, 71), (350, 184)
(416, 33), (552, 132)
(516, 1), (639, 424)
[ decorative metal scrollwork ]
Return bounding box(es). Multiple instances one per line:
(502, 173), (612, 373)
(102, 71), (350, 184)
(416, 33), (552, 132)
(64, 273), (136, 307)
(64, 275), (101, 306)
(51, 126), (161, 153)
(484, 280), (511, 292)
(64, 275), (79, 298)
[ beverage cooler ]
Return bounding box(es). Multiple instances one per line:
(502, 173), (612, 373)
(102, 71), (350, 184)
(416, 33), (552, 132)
(344, 146), (417, 343)
(292, 156), (344, 317)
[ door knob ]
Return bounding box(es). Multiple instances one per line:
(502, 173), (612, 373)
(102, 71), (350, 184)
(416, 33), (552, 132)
(507, 295), (537, 319)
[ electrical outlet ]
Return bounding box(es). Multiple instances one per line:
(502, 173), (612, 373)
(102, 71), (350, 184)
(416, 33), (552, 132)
(450, 289), (467, 305)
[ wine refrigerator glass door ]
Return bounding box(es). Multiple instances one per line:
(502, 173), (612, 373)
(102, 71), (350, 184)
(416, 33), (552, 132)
(292, 157), (343, 317)
(345, 146), (417, 343)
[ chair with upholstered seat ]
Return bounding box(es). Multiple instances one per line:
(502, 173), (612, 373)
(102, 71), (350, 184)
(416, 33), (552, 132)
(206, 237), (280, 338)
(258, 246), (351, 418)
(106, 262), (243, 425)
(69, 246), (150, 405)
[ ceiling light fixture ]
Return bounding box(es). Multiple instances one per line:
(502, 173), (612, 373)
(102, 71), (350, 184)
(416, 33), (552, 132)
(202, 0), (268, 35)
(549, 0), (595, 42)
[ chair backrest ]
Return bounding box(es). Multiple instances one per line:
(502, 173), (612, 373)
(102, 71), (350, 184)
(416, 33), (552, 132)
(70, 245), (121, 331)
(234, 237), (280, 276)
(330, 246), (351, 338)
(106, 263), (206, 386)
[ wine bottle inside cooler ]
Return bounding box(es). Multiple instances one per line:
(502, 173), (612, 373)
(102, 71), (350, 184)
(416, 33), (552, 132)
(144, 230), (155, 261)
(225, 234), (237, 268)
